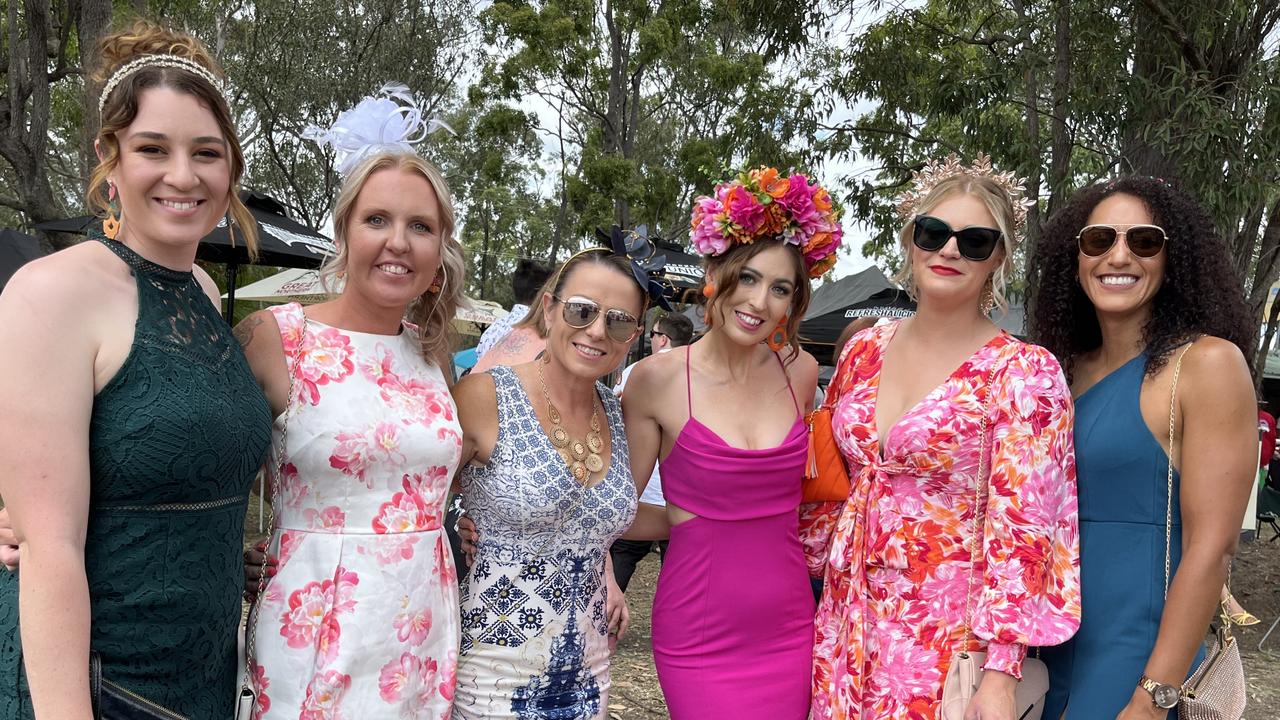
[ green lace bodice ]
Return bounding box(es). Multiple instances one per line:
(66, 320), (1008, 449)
(0, 236), (271, 719)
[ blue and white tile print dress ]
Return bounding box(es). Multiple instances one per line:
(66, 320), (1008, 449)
(453, 366), (637, 720)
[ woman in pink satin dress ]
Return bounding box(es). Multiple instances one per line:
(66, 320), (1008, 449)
(621, 168), (842, 718)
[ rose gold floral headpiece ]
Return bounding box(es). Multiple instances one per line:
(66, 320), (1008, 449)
(894, 153), (1036, 237)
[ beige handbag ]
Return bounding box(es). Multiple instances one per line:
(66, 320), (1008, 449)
(941, 364), (1049, 720)
(1162, 344), (1246, 720)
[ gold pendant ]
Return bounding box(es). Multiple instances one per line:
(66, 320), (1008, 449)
(586, 431), (603, 454)
(570, 441), (588, 461)
(550, 427), (569, 448)
(571, 461), (588, 483)
(585, 454), (604, 473)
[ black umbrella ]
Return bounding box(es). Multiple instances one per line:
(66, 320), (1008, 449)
(35, 191), (333, 319)
(0, 229), (49, 293)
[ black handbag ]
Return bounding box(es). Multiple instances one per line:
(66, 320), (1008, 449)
(90, 651), (188, 720)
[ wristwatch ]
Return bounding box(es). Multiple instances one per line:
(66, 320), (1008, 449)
(1138, 675), (1181, 709)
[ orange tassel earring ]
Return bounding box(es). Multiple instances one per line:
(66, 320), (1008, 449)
(766, 315), (789, 351)
(702, 282), (716, 299)
(103, 182), (121, 240)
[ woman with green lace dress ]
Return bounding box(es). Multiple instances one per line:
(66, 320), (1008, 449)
(0, 21), (271, 720)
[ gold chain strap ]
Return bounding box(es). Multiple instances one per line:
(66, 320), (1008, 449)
(241, 316), (303, 694)
(1162, 343), (1194, 596)
(960, 362), (1000, 655)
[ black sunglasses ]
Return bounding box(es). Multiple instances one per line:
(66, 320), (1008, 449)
(554, 295), (641, 344)
(912, 215), (1003, 262)
(1077, 224), (1167, 258)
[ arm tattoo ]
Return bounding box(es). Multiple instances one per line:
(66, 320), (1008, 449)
(504, 331), (529, 354)
(233, 314), (263, 349)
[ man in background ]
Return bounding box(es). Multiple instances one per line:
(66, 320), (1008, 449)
(610, 312), (694, 590)
(475, 258), (552, 359)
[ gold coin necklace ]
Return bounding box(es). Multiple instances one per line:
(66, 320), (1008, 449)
(538, 359), (605, 484)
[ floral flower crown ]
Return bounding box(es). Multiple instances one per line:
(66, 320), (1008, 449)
(690, 167), (843, 279)
(894, 152), (1035, 237)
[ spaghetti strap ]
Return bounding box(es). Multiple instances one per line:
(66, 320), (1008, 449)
(685, 345), (694, 418)
(773, 351), (801, 420)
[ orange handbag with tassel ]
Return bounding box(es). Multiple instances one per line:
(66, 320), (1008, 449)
(802, 354), (852, 504)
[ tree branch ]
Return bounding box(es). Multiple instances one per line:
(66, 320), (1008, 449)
(818, 122), (962, 155)
(1138, 0), (1208, 73)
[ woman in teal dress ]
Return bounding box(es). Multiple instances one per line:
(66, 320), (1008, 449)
(0, 21), (270, 719)
(1029, 176), (1256, 719)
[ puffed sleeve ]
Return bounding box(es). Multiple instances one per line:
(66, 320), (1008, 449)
(972, 344), (1081, 678)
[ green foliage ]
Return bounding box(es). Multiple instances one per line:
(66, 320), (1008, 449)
(479, 0), (820, 251)
(822, 0), (1280, 293)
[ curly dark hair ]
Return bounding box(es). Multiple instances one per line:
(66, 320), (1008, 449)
(1028, 176), (1254, 381)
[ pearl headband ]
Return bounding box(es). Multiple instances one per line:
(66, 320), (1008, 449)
(97, 54), (223, 117)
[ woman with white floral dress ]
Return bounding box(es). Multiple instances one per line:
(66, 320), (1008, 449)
(237, 146), (467, 718)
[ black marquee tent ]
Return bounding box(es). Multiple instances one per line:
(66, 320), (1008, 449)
(799, 266), (896, 363)
(35, 190), (333, 319)
(0, 229), (49, 294)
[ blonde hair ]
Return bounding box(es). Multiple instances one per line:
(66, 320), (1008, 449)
(319, 152), (465, 367)
(88, 20), (257, 257)
(893, 174), (1018, 314)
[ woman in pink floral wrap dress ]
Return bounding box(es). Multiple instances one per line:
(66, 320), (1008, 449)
(237, 151), (468, 719)
(805, 166), (1082, 719)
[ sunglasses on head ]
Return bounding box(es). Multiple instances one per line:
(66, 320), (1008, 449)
(911, 215), (1003, 262)
(1076, 224), (1167, 258)
(554, 295), (641, 344)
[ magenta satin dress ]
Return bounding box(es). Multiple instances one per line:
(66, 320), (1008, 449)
(650, 349), (815, 719)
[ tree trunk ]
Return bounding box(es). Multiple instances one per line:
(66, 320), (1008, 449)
(480, 200), (492, 297)
(0, 0), (66, 241)
(1121, 3), (1177, 179)
(79, 0), (112, 185)
(1250, 200), (1280, 386)
(1046, 0), (1073, 216)
(1013, 0), (1042, 247)
(548, 104), (570, 261)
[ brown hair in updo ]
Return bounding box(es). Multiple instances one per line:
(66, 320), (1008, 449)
(88, 20), (257, 257)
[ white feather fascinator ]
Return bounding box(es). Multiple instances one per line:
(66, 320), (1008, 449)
(304, 82), (457, 176)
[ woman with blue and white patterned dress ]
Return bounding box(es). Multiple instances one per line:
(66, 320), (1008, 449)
(450, 248), (647, 719)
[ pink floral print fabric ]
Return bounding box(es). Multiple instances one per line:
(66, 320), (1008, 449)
(250, 303), (462, 719)
(808, 321), (1082, 719)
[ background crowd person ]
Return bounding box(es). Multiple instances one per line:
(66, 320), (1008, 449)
(450, 248), (648, 719)
(0, 21), (271, 719)
(470, 272), (556, 374)
(475, 257), (553, 359)
(622, 167), (837, 718)
(1259, 403), (1275, 483)
(237, 136), (467, 714)
(609, 311), (694, 591)
(1030, 176), (1257, 719)
(807, 157), (1081, 719)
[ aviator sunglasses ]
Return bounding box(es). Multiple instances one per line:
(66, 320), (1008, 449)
(1076, 224), (1167, 258)
(554, 295), (641, 344)
(912, 215), (1003, 262)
